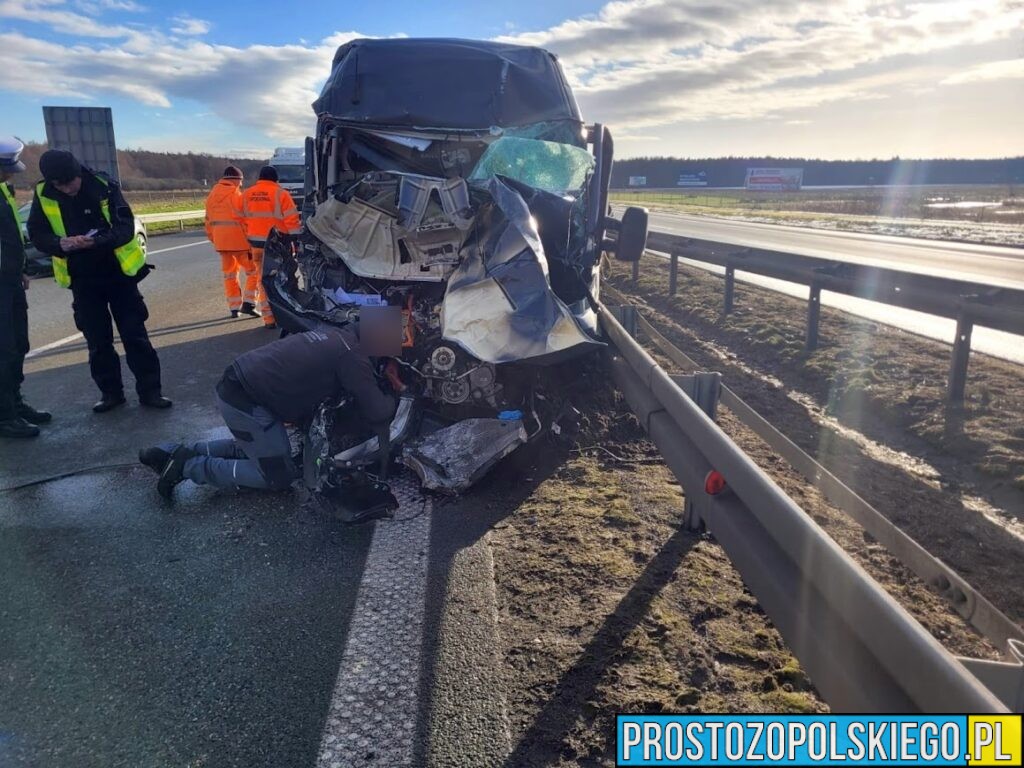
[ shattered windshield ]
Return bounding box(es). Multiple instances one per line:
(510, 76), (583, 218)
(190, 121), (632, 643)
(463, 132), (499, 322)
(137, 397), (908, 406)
(468, 137), (595, 194)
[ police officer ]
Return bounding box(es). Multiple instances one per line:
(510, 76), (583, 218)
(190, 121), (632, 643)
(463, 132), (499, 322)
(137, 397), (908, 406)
(0, 136), (50, 438)
(28, 150), (171, 413)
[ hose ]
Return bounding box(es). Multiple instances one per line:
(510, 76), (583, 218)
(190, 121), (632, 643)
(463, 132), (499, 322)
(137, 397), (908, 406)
(0, 462), (138, 493)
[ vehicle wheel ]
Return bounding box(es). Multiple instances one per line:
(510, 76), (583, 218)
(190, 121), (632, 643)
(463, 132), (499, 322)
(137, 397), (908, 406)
(137, 232), (148, 250)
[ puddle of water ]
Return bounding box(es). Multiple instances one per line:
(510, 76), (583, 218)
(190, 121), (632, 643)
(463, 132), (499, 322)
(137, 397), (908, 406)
(924, 201), (1001, 209)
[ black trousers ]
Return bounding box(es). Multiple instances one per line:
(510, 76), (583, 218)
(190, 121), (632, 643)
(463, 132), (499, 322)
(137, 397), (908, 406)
(0, 278), (29, 421)
(71, 277), (162, 397)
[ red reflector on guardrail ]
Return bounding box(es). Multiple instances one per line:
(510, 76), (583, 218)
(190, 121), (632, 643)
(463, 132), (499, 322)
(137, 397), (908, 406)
(704, 470), (727, 495)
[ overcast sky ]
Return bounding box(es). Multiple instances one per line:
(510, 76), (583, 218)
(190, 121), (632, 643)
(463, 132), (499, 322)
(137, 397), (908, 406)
(1, 0), (1022, 159)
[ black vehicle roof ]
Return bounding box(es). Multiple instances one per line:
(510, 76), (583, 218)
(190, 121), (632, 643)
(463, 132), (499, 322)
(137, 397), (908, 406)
(312, 37), (583, 130)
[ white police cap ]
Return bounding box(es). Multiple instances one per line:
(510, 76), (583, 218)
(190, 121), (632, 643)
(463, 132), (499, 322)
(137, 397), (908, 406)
(0, 136), (26, 173)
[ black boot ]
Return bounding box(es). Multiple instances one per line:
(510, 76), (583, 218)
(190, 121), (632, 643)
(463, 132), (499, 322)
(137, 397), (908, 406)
(0, 417), (40, 439)
(16, 400), (52, 424)
(93, 392), (127, 413)
(239, 302), (259, 317)
(140, 392), (173, 409)
(230, 309), (240, 319)
(139, 446), (171, 474)
(157, 446), (196, 499)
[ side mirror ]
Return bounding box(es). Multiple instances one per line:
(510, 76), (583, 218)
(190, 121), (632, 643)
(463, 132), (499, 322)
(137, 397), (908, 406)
(613, 206), (648, 262)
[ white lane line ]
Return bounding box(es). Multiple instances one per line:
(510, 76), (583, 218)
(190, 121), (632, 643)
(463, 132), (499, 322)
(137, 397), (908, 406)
(25, 239), (208, 359)
(26, 332), (84, 359)
(149, 239), (208, 255)
(318, 474), (431, 768)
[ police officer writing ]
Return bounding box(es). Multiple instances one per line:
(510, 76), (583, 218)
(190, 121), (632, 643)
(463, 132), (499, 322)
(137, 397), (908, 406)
(28, 149), (171, 413)
(0, 136), (50, 439)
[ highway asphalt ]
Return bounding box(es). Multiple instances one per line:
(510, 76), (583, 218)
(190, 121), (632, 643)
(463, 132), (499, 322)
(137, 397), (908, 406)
(0, 232), (508, 767)
(639, 209), (1024, 289)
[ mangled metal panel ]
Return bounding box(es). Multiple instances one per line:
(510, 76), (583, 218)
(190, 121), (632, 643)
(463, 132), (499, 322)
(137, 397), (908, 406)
(313, 38), (582, 131)
(441, 176), (602, 364)
(403, 417), (527, 494)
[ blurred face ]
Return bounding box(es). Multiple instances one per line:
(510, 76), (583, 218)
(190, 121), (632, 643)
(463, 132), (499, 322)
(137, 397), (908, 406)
(359, 306), (403, 357)
(53, 176), (82, 197)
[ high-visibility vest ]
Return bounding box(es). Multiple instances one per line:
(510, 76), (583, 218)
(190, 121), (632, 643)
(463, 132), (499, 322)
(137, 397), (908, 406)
(241, 180), (300, 250)
(204, 178), (249, 252)
(1, 182), (23, 244)
(35, 177), (147, 288)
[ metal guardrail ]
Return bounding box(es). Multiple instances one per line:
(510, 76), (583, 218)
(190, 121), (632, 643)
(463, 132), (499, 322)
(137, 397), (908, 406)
(641, 229), (1024, 403)
(599, 301), (1015, 712)
(630, 306), (1024, 656)
(137, 209), (204, 230)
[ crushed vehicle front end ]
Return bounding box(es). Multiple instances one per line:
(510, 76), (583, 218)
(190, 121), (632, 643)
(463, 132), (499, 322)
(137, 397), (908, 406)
(261, 38), (645, 505)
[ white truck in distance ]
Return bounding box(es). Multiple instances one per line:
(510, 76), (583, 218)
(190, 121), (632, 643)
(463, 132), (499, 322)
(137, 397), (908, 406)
(268, 147), (305, 205)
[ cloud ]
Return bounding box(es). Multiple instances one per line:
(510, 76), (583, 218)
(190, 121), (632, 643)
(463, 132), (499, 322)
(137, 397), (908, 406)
(501, 0), (1023, 128)
(0, 27), (358, 138)
(75, 0), (145, 13)
(941, 57), (1024, 85)
(170, 14), (210, 36)
(0, 0), (137, 37)
(1, 0), (1020, 154)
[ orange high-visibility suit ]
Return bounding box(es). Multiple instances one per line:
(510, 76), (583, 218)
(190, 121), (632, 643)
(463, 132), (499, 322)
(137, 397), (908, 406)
(241, 180), (301, 327)
(204, 177), (257, 314)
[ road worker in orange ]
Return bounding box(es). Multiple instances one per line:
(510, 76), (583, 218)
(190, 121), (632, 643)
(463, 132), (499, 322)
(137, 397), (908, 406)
(204, 166), (261, 319)
(241, 166), (301, 330)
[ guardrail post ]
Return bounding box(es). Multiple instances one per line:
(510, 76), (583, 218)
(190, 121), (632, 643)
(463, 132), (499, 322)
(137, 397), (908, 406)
(669, 252), (679, 296)
(178, 219), (184, 231)
(672, 372), (721, 531)
(806, 283), (822, 351)
(724, 266), (735, 314)
(948, 313), (973, 404)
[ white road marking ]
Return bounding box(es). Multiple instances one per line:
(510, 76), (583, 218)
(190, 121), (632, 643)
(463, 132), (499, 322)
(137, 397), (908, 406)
(25, 332), (84, 359)
(25, 239), (208, 359)
(149, 239), (209, 255)
(318, 474), (431, 767)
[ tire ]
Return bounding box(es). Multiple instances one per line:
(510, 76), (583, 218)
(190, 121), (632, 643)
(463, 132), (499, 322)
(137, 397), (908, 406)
(137, 232), (148, 250)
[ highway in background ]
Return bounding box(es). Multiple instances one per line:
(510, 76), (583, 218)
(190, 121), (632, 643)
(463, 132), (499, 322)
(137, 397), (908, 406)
(626, 208), (1024, 364)
(638, 209), (1024, 289)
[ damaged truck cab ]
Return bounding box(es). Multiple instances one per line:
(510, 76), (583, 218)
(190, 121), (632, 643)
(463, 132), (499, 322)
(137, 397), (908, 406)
(261, 38), (648, 501)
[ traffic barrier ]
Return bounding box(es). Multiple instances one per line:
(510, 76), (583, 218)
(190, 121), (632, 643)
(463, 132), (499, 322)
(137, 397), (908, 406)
(640, 229), (1024, 403)
(600, 301), (1018, 712)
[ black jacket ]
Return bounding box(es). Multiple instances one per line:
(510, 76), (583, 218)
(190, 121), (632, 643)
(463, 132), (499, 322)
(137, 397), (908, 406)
(0, 181), (25, 281)
(232, 325), (396, 426)
(27, 169), (137, 284)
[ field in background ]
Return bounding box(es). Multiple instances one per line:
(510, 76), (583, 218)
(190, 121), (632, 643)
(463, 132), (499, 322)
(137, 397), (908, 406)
(610, 185), (1024, 224)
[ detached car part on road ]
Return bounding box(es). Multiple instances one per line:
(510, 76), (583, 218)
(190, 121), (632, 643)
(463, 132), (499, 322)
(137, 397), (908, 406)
(261, 38), (648, 505)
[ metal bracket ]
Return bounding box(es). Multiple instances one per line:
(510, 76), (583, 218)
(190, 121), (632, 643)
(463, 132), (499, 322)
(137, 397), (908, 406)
(957, 639), (1024, 712)
(671, 372), (722, 530)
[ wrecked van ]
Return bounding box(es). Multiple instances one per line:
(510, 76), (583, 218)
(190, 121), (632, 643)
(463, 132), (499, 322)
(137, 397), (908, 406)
(261, 38), (648, 508)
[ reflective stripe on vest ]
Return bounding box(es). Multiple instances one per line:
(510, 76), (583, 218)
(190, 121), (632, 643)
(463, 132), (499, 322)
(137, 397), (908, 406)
(35, 179), (146, 288)
(1, 183), (24, 244)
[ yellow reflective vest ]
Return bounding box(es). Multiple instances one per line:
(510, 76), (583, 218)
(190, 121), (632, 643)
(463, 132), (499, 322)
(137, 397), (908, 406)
(1, 182), (24, 245)
(34, 177), (146, 288)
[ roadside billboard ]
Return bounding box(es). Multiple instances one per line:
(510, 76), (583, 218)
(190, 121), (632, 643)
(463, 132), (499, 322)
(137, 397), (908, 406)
(678, 171), (708, 187)
(42, 106), (120, 182)
(628, 176), (647, 187)
(745, 167), (803, 191)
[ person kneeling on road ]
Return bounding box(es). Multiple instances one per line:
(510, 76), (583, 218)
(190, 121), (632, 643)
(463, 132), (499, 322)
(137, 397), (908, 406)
(142, 322), (396, 499)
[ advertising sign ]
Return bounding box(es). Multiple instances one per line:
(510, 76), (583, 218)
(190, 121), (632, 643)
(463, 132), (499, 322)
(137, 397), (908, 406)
(628, 176), (647, 187)
(678, 171), (708, 187)
(745, 167), (803, 191)
(42, 106), (120, 182)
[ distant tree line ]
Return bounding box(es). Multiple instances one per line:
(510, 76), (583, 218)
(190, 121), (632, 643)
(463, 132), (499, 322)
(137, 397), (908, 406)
(610, 156), (1024, 188)
(12, 142), (268, 190)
